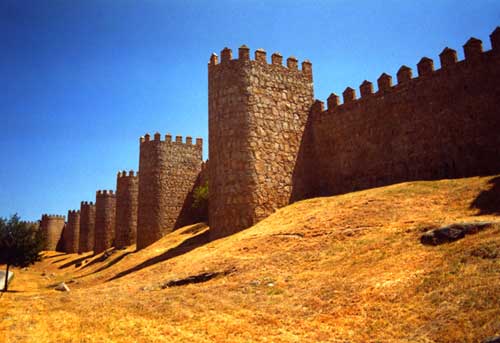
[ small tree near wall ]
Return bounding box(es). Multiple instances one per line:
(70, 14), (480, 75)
(0, 214), (44, 292)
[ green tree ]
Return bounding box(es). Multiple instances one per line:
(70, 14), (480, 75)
(0, 214), (44, 292)
(192, 181), (208, 209)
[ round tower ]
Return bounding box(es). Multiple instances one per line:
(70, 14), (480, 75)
(94, 190), (116, 254)
(64, 210), (80, 253)
(79, 201), (96, 253)
(208, 46), (314, 239)
(137, 133), (203, 249)
(40, 214), (65, 251)
(115, 170), (139, 248)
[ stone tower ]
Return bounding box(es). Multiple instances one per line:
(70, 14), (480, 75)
(79, 201), (96, 253)
(40, 214), (65, 251)
(115, 170), (139, 248)
(94, 190), (116, 254)
(137, 133), (203, 249)
(208, 46), (314, 238)
(64, 210), (80, 253)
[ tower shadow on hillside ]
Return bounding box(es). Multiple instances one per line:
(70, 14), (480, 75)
(470, 176), (500, 215)
(58, 255), (89, 269)
(75, 251), (134, 279)
(106, 229), (210, 282)
(43, 253), (66, 259)
(79, 248), (119, 270)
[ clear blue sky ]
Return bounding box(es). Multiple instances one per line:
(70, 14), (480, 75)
(1, 0), (499, 221)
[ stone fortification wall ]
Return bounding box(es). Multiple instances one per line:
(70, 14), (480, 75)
(137, 134), (203, 249)
(310, 31), (500, 196)
(21, 221), (40, 230)
(115, 170), (139, 248)
(208, 46), (314, 239)
(79, 201), (95, 253)
(64, 210), (80, 253)
(94, 190), (116, 254)
(36, 28), (500, 248)
(40, 214), (65, 251)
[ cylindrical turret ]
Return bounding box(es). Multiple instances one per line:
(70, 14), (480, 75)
(115, 171), (139, 248)
(94, 190), (116, 254)
(64, 210), (80, 253)
(137, 133), (203, 249)
(40, 214), (65, 251)
(79, 201), (96, 253)
(208, 46), (314, 239)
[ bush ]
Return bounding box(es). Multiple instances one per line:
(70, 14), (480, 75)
(192, 182), (209, 210)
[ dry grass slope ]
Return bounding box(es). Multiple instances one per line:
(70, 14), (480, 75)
(1, 175), (499, 343)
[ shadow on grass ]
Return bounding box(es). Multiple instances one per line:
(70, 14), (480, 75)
(43, 253), (66, 259)
(470, 176), (500, 215)
(0, 290), (22, 295)
(51, 257), (70, 264)
(182, 223), (208, 235)
(58, 255), (90, 269)
(76, 252), (133, 279)
(79, 249), (117, 271)
(107, 230), (210, 282)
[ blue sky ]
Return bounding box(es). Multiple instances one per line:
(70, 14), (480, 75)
(1, 0), (499, 221)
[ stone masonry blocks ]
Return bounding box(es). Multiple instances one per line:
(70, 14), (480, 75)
(64, 210), (80, 253)
(40, 214), (65, 251)
(94, 190), (116, 254)
(79, 201), (96, 253)
(208, 47), (314, 239)
(115, 171), (139, 248)
(137, 135), (202, 249)
(310, 35), (500, 197)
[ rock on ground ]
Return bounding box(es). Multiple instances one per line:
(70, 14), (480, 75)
(0, 270), (14, 291)
(54, 282), (70, 292)
(421, 222), (495, 246)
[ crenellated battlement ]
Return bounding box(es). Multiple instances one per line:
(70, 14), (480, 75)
(94, 187), (117, 253)
(65, 209), (81, 253)
(21, 220), (40, 226)
(96, 189), (115, 197)
(309, 27), (500, 197)
(208, 45), (313, 80)
(140, 133), (203, 147)
(41, 214), (65, 220)
(115, 167), (139, 248)
(208, 27), (500, 238)
(79, 200), (96, 253)
(34, 26), (500, 249)
(117, 170), (139, 178)
(209, 43), (315, 238)
(137, 127), (204, 249)
(41, 213), (66, 251)
(314, 30), (499, 114)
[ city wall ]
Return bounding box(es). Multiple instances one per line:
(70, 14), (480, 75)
(209, 28), (500, 238)
(309, 35), (500, 196)
(36, 28), (500, 249)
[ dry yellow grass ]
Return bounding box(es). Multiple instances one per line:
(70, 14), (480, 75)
(1, 175), (499, 343)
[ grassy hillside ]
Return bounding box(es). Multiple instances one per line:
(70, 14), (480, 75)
(1, 175), (499, 343)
